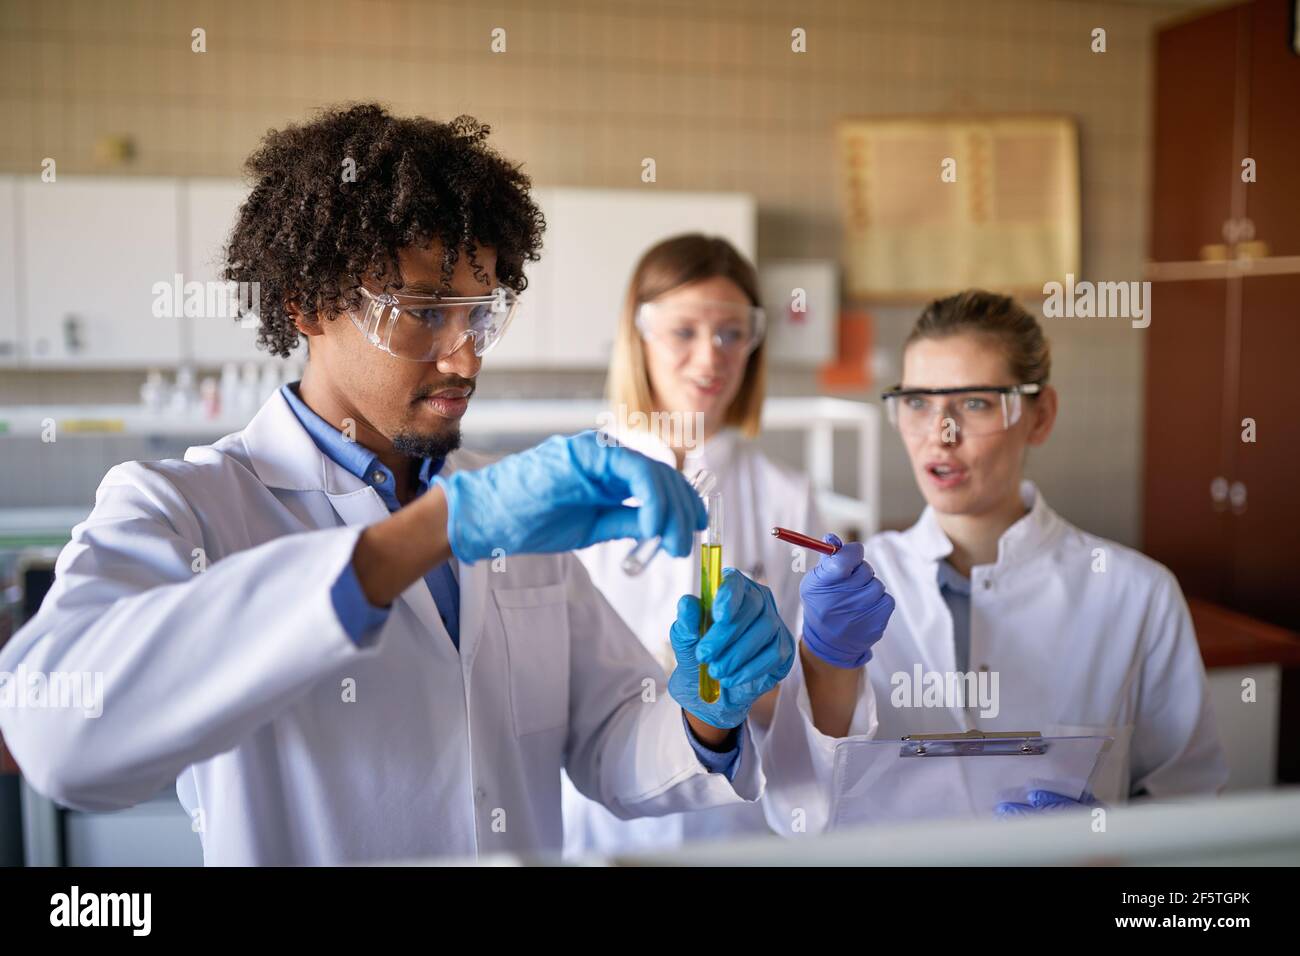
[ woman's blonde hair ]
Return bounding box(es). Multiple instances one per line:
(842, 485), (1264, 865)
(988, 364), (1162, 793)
(606, 234), (767, 438)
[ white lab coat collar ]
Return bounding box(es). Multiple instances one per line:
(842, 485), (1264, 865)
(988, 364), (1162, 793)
(238, 387), (488, 673)
(241, 386), (356, 493)
(901, 481), (1063, 573)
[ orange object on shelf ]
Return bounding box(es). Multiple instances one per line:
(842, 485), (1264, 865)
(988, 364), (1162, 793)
(819, 307), (874, 392)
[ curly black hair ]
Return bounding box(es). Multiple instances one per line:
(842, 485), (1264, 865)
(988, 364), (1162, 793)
(222, 103), (546, 358)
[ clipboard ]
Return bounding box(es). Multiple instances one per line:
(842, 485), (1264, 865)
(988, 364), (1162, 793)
(828, 729), (1113, 829)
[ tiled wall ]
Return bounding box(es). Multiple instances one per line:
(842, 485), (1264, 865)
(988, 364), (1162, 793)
(0, 0), (1202, 545)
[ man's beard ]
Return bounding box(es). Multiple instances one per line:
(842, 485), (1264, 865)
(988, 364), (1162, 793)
(392, 425), (463, 463)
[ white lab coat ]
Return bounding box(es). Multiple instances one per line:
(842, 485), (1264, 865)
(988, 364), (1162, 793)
(762, 481), (1229, 834)
(0, 389), (764, 865)
(561, 425), (815, 857)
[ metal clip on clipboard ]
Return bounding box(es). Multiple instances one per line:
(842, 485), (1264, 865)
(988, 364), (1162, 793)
(900, 729), (1048, 757)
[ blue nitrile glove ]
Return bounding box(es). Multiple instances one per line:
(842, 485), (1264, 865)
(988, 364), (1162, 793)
(994, 789), (1103, 818)
(668, 569), (796, 729)
(433, 430), (706, 564)
(799, 533), (895, 668)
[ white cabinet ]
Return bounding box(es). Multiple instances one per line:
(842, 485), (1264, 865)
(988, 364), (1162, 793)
(0, 177), (18, 366)
(182, 179), (265, 364)
(488, 187), (756, 369)
(172, 182), (759, 371)
(483, 188), (555, 369)
(6, 180), (757, 371)
(19, 176), (183, 366)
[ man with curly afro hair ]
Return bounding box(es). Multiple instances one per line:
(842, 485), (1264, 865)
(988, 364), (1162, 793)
(0, 103), (798, 865)
(224, 103), (545, 479)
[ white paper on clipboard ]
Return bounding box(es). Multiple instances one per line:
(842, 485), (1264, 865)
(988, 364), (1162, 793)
(828, 734), (1112, 829)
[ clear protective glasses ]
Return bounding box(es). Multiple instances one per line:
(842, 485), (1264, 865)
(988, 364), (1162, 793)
(348, 286), (519, 362)
(881, 383), (1043, 437)
(635, 299), (766, 360)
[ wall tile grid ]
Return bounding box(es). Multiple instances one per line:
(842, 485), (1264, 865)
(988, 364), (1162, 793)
(0, 0), (1198, 542)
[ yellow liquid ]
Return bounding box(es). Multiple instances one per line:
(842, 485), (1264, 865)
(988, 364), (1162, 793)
(699, 543), (723, 704)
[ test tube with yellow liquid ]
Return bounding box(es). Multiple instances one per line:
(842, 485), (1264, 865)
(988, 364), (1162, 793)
(698, 491), (723, 704)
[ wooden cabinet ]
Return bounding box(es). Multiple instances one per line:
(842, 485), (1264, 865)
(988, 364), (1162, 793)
(1143, 279), (1235, 605)
(1231, 275), (1300, 628)
(1243, 0), (1300, 258)
(1149, 4), (1245, 263)
(1144, 0), (1300, 632)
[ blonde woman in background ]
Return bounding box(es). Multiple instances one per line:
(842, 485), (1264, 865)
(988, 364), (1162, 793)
(561, 234), (893, 858)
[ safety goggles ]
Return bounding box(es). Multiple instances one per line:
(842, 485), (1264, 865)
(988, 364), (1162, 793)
(348, 286), (519, 362)
(635, 300), (766, 360)
(881, 383), (1043, 437)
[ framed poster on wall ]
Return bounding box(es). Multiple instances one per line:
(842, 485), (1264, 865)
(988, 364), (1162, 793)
(837, 115), (1080, 301)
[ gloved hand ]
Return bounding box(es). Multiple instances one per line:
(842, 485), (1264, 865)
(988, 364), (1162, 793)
(799, 534), (895, 668)
(994, 789), (1103, 818)
(433, 430), (706, 564)
(667, 570), (796, 729)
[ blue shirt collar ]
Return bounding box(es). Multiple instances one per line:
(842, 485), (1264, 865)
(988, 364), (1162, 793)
(279, 382), (443, 511)
(936, 558), (971, 597)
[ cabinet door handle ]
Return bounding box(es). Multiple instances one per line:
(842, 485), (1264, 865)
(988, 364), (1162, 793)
(1229, 481), (1247, 515)
(1210, 476), (1229, 511)
(63, 314), (85, 354)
